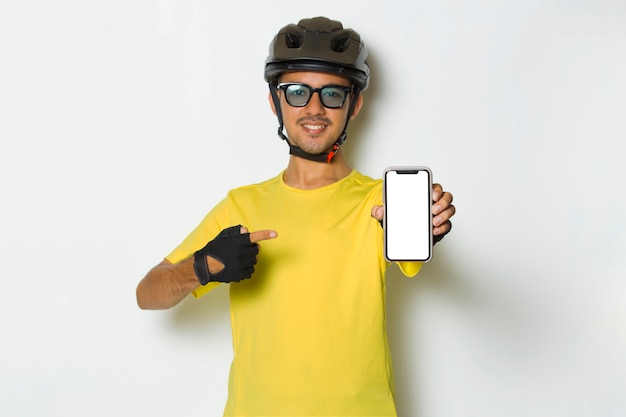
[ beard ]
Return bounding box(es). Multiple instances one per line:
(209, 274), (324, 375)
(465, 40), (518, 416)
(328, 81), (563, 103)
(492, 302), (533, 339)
(285, 116), (339, 154)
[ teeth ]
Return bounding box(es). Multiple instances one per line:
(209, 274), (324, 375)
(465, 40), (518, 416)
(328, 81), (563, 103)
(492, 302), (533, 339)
(304, 124), (324, 130)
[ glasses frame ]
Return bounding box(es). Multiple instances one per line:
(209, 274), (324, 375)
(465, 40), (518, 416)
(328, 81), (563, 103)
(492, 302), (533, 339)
(276, 82), (354, 109)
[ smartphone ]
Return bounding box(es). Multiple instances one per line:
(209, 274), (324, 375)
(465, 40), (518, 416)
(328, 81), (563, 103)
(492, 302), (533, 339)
(383, 166), (433, 262)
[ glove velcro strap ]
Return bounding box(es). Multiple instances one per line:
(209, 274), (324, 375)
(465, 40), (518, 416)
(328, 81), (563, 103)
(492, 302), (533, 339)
(193, 252), (212, 286)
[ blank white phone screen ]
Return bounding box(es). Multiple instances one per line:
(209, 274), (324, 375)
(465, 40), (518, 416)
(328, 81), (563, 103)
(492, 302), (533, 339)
(384, 168), (431, 261)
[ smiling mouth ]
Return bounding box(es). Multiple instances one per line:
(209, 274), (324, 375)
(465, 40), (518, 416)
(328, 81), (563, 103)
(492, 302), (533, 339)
(302, 123), (326, 133)
(299, 117), (331, 135)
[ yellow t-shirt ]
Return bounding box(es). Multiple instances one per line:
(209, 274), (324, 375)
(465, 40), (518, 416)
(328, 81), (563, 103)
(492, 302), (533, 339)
(166, 170), (422, 416)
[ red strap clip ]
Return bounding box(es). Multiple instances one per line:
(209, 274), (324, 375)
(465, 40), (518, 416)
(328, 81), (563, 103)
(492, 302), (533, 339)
(326, 143), (340, 163)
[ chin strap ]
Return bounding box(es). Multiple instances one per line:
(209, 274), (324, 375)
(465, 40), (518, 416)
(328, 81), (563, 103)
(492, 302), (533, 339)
(269, 82), (360, 164)
(288, 143), (333, 163)
(287, 132), (345, 163)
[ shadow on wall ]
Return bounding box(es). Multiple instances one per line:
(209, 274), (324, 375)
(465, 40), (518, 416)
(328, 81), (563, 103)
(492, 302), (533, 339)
(167, 283), (231, 334)
(342, 47), (380, 169)
(386, 248), (474, 417)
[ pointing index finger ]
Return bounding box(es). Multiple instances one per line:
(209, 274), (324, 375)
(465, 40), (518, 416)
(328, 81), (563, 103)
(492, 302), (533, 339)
(249, 229), (278, 243)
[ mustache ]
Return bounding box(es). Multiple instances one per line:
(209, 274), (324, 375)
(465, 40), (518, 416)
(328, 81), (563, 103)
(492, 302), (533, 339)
(296, 116), (332, 125)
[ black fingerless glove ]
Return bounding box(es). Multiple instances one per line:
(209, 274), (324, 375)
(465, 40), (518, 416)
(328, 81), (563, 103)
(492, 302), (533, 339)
(193, 225), (259, 285)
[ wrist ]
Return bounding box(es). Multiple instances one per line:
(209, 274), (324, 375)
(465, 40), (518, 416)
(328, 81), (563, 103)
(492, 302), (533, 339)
(193, 253), (212, 285)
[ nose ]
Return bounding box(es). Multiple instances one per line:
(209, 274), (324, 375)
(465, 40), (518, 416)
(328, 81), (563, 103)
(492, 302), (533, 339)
(305, 91), (326, 114)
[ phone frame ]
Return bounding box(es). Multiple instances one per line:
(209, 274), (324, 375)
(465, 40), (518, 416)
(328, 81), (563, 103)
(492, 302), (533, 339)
(383, 166), (433, 262)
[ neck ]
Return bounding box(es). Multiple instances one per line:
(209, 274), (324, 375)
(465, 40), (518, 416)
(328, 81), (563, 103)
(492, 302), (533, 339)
(283, 151), (352, 190)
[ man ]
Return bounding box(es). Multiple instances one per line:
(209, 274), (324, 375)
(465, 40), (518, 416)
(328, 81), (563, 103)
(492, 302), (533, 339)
(136, 16), (455, 416)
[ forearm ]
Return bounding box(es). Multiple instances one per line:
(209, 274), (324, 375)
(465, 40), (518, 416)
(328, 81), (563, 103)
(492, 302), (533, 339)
(136, 258), (200, 310)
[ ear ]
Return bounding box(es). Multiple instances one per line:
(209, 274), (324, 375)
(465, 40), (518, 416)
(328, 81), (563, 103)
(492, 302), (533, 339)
(349, 93), (364, 120)
(269, 91), (277, 116)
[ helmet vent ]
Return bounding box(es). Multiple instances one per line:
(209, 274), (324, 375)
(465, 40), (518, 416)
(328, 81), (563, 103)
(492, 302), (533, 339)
(286, 32), (303, 49)
(331, 33), (351, 53)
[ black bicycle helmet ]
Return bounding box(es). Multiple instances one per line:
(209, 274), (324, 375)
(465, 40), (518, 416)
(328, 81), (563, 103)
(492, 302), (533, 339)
(265, 17), (369, 90)
(265, 17), (370, 163)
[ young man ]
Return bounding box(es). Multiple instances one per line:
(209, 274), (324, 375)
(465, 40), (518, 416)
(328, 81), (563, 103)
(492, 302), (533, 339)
(137, 17), (455, 416)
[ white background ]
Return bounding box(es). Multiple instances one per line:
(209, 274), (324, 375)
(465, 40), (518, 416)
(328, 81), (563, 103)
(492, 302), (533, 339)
(1, 1), (625, 416)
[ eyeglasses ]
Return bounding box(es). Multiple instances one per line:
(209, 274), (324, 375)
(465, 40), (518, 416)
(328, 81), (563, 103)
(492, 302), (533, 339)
(276, 83), (353, 109)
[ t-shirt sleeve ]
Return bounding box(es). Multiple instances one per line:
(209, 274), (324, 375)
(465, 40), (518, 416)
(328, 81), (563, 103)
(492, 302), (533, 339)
(396, 261), (423, 277)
